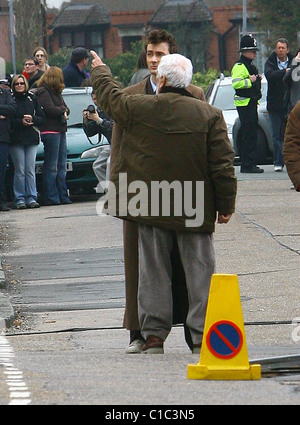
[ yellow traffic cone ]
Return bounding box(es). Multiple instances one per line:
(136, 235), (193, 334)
(187, 274), (261, 380)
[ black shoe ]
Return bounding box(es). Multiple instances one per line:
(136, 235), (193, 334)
(240, 166), (264, 174)
(16, 203), (26, 210)
(0, 203), (10, 212)
(27, 201), (40, 209)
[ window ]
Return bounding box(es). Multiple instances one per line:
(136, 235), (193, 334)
(91, 31), (104, 57)
(74, 32), (85, 47)
(91, 32), (102, 45)
(61, 32), (72, 48)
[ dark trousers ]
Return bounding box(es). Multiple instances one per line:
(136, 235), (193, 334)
(269, 110), (285, 167)
(0, 141), (9, 204)
(237, 100), (258, 170)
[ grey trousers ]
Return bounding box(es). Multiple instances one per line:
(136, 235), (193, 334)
(138, 224), (216, 344)
(92, 145), (111, 193)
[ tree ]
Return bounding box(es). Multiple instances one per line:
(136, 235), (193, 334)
(49, 47), (73, 69)
(105, 41), (144, 87)
(251, 0), (300, 53)
(13, 0), (45, 60)
(167, 19), (213, 73)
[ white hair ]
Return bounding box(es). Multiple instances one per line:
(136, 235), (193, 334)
(157, 54), (193, 88)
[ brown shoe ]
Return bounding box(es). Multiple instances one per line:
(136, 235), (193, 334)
(141, 335), (164, 354)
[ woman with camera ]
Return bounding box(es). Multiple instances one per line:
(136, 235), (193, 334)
(36, 67), (71, 206)
(10, 74), (45, 209)
(82, 91), (113, 143)
(83, 91), (113, 192)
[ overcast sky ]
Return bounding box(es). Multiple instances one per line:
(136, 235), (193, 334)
(46, 0), (70, 9)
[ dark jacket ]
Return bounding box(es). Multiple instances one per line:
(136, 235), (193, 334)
(283, 101), (300, 190)
(91, 66), (236, 233)
(28, 70), (44, 89)
(10, 91), (45, 145)
(0, 87), (17, 144)
(63, 60), (90, 88)
(83, 107), (113, 143)
(283, 61), (300, 114)
(265, 51), (293, 112)
(36, 84), (69, 133)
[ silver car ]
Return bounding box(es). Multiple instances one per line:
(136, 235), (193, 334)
(206, 75), (272, 164)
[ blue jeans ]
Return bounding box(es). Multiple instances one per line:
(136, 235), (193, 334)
(9, 144), (38, 205)
(0, 141), (9, 204)
(269, 110), (285, 167)
(41, 133), (70, 205)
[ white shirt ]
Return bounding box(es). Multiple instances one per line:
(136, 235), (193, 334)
(277, 58), (289, 70)
(150, 76), (156, 93)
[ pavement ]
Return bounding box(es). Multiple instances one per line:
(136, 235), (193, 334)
(0, 165), (300, 405)
(0, 259), (14, 328)
(0, 164), (299, 334)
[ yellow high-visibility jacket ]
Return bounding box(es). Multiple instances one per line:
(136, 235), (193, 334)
(231, 56), (261, 107)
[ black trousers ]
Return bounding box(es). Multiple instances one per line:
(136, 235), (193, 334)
(0, 141), (9, 204)
(237, 99), (258, 170)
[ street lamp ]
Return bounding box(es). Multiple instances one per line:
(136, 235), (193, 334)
(242, 0), (247, 35)
(9, 0), (16, 75)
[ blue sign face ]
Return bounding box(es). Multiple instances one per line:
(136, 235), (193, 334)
(206, 321), (243, 359)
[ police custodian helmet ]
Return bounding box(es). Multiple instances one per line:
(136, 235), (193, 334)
(239, 34), (259, 52)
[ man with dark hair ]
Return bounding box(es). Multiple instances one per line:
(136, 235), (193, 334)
(144, 29), (178, 54)
(63, 47), (91, 87)
(24, 57), (43, 89)
(265, 38), (293, 172)
(110, 29), (206, 355)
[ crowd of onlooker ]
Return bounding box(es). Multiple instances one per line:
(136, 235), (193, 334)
(0, 46), (94, 212)
(1, 38), (300, 214)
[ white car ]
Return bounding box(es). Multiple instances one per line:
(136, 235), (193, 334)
(205, 75), (272, 164)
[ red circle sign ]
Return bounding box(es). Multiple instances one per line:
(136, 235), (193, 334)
(206, 320), (243, 359)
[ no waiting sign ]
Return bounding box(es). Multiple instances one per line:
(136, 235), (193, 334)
(206, 320), (243, 359)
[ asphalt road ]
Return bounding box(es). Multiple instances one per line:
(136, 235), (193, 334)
(0, 165), (299, 406)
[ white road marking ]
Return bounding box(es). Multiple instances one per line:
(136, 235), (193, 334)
(0, 319), (31, 405)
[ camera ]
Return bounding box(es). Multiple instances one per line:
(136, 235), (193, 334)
(84, 105), (96, 114)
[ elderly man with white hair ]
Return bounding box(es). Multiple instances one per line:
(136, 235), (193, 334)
(90, 51), (237, 354)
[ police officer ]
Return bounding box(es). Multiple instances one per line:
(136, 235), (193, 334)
(231, 34), (264, 173)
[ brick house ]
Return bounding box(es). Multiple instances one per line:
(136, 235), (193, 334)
(49, 0), (166, 58)
(49, 0), (265, 73)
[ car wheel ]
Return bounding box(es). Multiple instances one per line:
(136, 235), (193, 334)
(255, 128), (270, 165)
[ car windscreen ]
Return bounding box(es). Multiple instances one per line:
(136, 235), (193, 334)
(214, 81), (267, 111)
(62, 90), (93, 127)
(213, 85), (236, 110)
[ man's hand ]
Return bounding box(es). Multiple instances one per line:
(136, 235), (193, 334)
(217, 213), (232, 224)
(90, 50), (106, 70)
